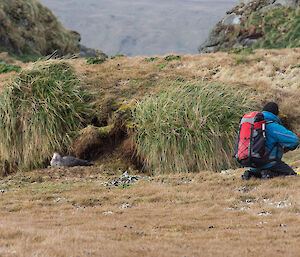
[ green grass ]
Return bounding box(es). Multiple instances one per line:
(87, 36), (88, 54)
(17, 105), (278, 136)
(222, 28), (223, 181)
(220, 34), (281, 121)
(252, 6), (300, 49)
(110, 54), (126, 59)
(234, 55), (250, 65)
(156, 63), (167, 69)
(0, 60), (92, 173)
(164, 55), (181, 61)
(132, 83), (254, 174)
(87, 56), (107, 65)
(144, 57), (159, 62)
(0, 62), (21, 74)
(231, 47), (254, 55)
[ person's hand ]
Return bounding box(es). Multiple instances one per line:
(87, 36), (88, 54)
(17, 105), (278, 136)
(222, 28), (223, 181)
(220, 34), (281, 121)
(283, 147), (290, 153)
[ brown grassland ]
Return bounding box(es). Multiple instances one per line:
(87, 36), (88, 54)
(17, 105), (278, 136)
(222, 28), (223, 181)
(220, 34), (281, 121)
(0, 48), (300, 256)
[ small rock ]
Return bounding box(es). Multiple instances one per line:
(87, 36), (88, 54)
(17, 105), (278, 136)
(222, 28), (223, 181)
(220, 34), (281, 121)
(280, 224), (287, 227)
(222, 13), (241, 26)
(221, 169), (232, 175)
(72, 204), (85, 210)
(276, 71), (285, 77)
(53, 197), (66, 202)
(103, 211), (114, 215)
(119, 203), (132, 209)
(269, 200), (291, 208)
(235, 187), (249, 193)
(258, 211), (272, 216)
(257, 221), (268, 225)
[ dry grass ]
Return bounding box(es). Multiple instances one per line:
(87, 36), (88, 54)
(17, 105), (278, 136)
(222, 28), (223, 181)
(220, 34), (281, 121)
(132, 83), (254, 173)
(71, 48), (300, 133)
(0, 49), (299, 255)
(0, 161), (300, 256)
(0, 60), (92, 173)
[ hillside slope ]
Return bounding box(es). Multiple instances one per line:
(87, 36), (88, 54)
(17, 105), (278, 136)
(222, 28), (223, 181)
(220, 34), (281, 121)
(199, 0), (300, 53)
(0, 0), (104, 61)
(0, 50), (299, 256)
(0, 49), (299, 174)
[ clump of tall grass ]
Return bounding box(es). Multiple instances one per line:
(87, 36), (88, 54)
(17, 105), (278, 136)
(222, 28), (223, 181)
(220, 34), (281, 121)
(0, 60), (91, 172)
(132, 83), (254, 173)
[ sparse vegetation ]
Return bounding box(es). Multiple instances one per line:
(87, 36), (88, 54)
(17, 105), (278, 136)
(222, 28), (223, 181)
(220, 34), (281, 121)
(156, 63), (167, 69)
(0, 166), (300, 256)
(0, 60), (92, 173)
(164, 55), (181, 61)
(132, 83), (254, 173)
(110, 54), (126, 59)
(86, 56), (107, 65)
(144, 57), (159, 62)
(234, 55), (250, 65)
(231, 47), (254, 55)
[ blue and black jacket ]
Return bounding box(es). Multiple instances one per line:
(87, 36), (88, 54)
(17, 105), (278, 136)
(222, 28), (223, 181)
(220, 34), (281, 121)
(261, 111), (299, 168)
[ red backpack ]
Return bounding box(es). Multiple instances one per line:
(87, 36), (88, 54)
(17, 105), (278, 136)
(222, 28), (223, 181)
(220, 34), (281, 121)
(235, 111), (272, 168)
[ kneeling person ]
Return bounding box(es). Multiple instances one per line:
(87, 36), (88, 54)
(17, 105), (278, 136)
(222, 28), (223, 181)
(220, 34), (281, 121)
(241, 102), (299, 180)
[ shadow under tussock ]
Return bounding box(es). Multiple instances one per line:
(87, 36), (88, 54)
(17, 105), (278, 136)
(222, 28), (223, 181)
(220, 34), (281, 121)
(70, 120), (143, 172)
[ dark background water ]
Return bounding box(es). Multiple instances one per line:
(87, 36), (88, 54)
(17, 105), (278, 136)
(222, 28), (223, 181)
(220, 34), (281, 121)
(39, 0), (237, 56)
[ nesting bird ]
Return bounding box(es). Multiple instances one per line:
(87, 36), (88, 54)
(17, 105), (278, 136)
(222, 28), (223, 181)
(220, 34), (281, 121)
(50, 152), (92, 167)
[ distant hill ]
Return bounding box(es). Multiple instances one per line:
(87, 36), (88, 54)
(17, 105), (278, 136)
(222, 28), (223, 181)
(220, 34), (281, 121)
(199, 0), (300, 53)
(39, 0), (237, 57)
(0, 0), (105, 61)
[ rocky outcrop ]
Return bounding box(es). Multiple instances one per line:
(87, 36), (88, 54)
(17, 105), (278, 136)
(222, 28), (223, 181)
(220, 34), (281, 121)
(199, 0), (300, 53)
(0, 0), (105, 61)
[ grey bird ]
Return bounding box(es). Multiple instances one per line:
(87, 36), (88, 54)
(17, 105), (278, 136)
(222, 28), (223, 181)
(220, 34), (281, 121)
(50, 152), (92, 167)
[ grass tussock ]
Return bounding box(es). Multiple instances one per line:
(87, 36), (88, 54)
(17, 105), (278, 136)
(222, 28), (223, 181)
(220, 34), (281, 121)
(132, 83), (254, 173)
(0, 60), (91, 173)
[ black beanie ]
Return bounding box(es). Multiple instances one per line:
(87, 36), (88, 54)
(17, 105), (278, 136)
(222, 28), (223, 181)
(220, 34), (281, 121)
(263, 102), (279, 116)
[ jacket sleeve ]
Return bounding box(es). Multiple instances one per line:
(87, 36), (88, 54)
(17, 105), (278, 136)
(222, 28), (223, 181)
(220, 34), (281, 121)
(273, 123), (299, 151)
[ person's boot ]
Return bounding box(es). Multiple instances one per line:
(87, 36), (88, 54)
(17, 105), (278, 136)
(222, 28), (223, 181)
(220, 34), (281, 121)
(241, 170), (251, 180)
(261, 170), (276, 179)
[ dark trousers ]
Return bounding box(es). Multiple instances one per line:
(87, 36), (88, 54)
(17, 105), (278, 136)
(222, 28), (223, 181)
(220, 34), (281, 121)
(250, 161), (296, 178)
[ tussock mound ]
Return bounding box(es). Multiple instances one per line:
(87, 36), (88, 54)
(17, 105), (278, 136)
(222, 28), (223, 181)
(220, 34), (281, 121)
(132, 83), (255, 173)
(0, 60), (91, 174)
